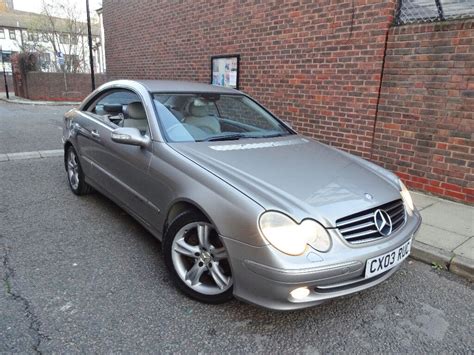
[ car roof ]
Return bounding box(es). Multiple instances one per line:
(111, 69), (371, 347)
(134, 80), (241, 94)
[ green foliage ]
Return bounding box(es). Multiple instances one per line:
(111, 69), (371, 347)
(431, 262), (446, 271)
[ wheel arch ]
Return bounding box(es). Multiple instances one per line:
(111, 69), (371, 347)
(163, 199), (219, 238)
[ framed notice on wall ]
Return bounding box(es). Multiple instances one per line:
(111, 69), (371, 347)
(211, 55), (240, 89)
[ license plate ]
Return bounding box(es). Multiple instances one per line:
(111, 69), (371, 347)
(365, 239), (411, 278)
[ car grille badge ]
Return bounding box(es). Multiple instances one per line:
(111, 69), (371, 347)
(374, 209), (393, 236)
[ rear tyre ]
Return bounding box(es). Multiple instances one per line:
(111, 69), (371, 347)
(65, 146), (93, 196)
(163, 211), (233, 304)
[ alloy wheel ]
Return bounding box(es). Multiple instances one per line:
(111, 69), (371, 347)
(67, 150), (80, 190)
(171, 222), (232, 295)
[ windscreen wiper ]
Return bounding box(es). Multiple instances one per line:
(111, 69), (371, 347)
(200, 133), (247, 142)
(199, 132), (291, 142)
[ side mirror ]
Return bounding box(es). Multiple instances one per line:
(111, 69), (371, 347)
(111, 127), (150, 148)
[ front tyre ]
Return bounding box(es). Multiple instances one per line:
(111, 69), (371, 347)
(65, 146), (93, 195)
(164, 211), (233, 303)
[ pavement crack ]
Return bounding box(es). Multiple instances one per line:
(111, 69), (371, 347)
(2, 245), (49, 353)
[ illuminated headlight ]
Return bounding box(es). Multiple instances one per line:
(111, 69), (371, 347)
(259, 211), (331, 256)
(399, 180), (414, 211)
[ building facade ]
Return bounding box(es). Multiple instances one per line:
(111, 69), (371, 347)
(102, 0), (473, 203)
(0, 3), (103, 75)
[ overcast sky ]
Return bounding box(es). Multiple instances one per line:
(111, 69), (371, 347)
(13, 0), (103, 18)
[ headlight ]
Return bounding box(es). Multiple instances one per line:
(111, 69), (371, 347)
(258, 211), (331, 256)
(399, 180), (414, 211)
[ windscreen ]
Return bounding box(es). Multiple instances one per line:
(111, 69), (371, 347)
(153, 93), (292, 142)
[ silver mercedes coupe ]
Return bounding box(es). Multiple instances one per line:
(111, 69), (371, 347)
(63, 80), (421, 310)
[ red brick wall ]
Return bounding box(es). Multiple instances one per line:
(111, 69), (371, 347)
(15, 72), (107, 101)
(373, 20), (474, 203)
(104, 0), (397, 158)
(102, 0), (472, 203)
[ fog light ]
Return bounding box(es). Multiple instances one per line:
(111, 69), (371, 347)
(290, 287), (310, 300)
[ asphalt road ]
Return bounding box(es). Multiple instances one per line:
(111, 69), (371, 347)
(1, 102), (473, 353)
(0, 102), (69, 153)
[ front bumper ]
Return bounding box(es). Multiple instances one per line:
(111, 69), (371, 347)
(221, 209), (422, 311)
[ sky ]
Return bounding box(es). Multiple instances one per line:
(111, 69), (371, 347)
(13, 0), (103, 18)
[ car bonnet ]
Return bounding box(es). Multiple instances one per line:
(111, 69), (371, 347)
(169, 136), (401, 228)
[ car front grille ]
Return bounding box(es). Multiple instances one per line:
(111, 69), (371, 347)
(336, 199), (406, 244)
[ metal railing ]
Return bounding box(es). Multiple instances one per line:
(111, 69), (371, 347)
(395, 0), (474, 24)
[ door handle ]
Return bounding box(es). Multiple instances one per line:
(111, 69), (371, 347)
(91, 130), (100, 138)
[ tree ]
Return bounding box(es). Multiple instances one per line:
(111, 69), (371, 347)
(23, 0), (98, 73)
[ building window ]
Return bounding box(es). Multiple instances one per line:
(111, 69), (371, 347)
(40, 52), (50, 62)
(27, 31), (39, 42)
(0, 28), (5, 39)
(59, 34), (69, 44)
(1, 51), (12, 72)
(9, 29), (15, 40)
(39, 52), (51, 70)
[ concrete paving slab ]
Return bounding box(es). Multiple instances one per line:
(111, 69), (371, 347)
(415, 224), (470, 252)
(419, 201), (474, 237)
(6, 151), (41, 160)
(412, 192), (439, 210)
(453, 237), (474, 259)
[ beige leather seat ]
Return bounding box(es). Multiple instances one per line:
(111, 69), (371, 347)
(124, 102), (148, 133)
(185, 100), (220, 134)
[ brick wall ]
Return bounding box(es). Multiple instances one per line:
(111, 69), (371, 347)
(373, 20), (473, 203)
(104, 0), (397, 158)
(102, 0), (472, 203)
(18, 72), (107, 101)
(12, 71), (107, 101)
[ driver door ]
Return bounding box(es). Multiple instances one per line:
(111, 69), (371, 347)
(85, 89), (159, 226)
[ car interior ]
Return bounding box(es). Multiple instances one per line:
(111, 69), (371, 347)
(90, 91), (149, 136)
(87, 90), (287, 142)
(156, 94), (267, 141)
(184, 99), (221, 134)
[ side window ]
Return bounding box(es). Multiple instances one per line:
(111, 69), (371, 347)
(93, 91), (139, 116)
(88, 90), (150, 136)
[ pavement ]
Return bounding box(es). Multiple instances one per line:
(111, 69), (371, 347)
(411, 193), (474, 281)
(0, 92), (81, 106)
(0, 100), (473, 353)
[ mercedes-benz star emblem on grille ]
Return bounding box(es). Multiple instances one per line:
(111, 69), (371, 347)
(374, 209), (393, 236)
(364, 193), (373, 201)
